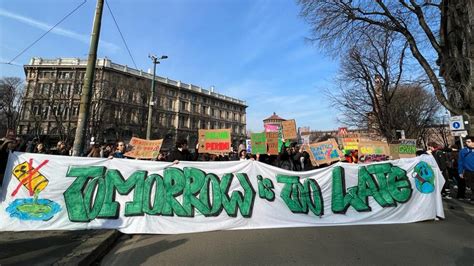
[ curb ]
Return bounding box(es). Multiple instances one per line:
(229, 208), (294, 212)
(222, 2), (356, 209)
(54, 230), (122, 265)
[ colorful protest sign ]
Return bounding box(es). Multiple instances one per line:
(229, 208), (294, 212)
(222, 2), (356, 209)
(266, 132), (279, 155)
(358, 140), (390, 163)
(198, 129), (231, 153)
(264, 124), (279, 133)
(341, 134), (360, 151)
(124, 137), (163, 159)
(251, 133), (267, 154)
(246, 139), (252, 153)
(304, 139), (343, 166)
(0, 152), (444, 234)
(282, 119), (297, 140)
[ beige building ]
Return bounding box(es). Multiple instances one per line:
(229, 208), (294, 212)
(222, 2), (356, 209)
(263, 112), (286, 127)
(19, 57), (247, 149)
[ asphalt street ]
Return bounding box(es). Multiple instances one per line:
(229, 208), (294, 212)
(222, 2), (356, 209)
(100, 201), (474, 266)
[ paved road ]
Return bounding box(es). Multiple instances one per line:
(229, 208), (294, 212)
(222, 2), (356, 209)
(101, 201), (474, 266)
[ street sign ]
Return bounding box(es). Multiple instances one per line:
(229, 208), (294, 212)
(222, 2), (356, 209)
(449, 116), (465, 131)
(338, 127), (348, 136)
(451, 130), (468, 137)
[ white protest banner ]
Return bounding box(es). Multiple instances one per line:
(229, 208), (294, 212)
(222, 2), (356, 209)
(1, 152), (444, 234)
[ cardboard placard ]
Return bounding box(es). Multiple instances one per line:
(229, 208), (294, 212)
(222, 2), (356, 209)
(198, 129), (231, 153)
(390, 139), (417, 159)
(266, 132), (279, 155)
(124, 137), (163, 159)
(301, 134), (310, 144)
(304, 139), (343, 166)
(251, 133), (267, 154)
(341, 134), (360, 151)
(282, 119), (297, 139)
(264, 124), (279, 133)
(358, 140), (390, 163)
(389, 144), (401, 160)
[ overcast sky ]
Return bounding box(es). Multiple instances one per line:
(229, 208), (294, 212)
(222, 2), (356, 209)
(0, 0), (340, 132)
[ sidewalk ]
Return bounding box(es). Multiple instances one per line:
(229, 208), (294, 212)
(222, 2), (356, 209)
(0, 229), (121, 265)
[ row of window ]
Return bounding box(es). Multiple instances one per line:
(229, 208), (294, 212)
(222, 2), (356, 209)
(177, 116), (244, 133)
(23, 103), (245, 134)
(29, 82), (83, 97)
(29, 104), (80, 119)
(176, 100), (242, 122)
(174, 91), (244, 111)
(32, 71), (86, 80)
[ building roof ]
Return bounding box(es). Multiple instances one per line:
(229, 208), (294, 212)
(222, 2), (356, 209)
(263, 112), (286, 121)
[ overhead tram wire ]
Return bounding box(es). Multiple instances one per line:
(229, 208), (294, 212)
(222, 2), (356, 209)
(7, 0), (87, 64)
(105, 0), (138, 69)
(0, 62), (23, 67)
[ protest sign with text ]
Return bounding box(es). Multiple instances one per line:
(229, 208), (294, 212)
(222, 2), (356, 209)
(282, 119), (297, 140)
(359, 140), (390, 163)
(341, 134), (360, 151)
(251, 133), (267, 154)
(198, 129), (231, 153)
(304, 139), (343, 166)
(266, 132), (279, 155)
(124, 137), (163, 159)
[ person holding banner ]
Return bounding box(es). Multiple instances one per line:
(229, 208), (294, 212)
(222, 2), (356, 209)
(458, 136), (474, 201)
(427, 142), (451, 199)
(168, 138), (198, 164)
(293, 145), (312, 171)
(109, 141), (127, 159)
(239, 149), (254, 161)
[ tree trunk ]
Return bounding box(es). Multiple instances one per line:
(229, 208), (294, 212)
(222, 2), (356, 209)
(439, 0), (474, 134)
(467, 114), (474, 136)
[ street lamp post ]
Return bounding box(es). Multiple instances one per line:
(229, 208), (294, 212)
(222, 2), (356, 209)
(146, 54), (167, 140)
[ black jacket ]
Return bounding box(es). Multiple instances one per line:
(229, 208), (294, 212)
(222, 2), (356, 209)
(167, 148), (197, 162)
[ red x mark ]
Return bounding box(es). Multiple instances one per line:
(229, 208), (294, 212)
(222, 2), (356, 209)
(11, 158), (49, 197)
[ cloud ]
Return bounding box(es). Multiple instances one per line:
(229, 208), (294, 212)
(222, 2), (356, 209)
(0, 8), (120, 53)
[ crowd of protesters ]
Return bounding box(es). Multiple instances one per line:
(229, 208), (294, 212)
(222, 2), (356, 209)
(1, 133), (473, 201)
(426, 137), (474, 201)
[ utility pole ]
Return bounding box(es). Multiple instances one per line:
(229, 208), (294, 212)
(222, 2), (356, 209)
(72, 0), (104, 156)
(146, 54), (167, 140)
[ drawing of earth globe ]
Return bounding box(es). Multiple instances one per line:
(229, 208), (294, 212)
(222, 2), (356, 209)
(6, 198), (61, 221)
(412, 161), (435, 194)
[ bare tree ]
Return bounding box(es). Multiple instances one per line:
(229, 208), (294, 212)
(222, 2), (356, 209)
(298, 0), (474, 132)
(43, 83), (76, 143)
(327, 31), (440, 142)
(0, 77), (25, 135)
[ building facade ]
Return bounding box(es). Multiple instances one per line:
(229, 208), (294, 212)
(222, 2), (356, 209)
(19, 57), (247, 149)
(263, 112), (286, 127)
